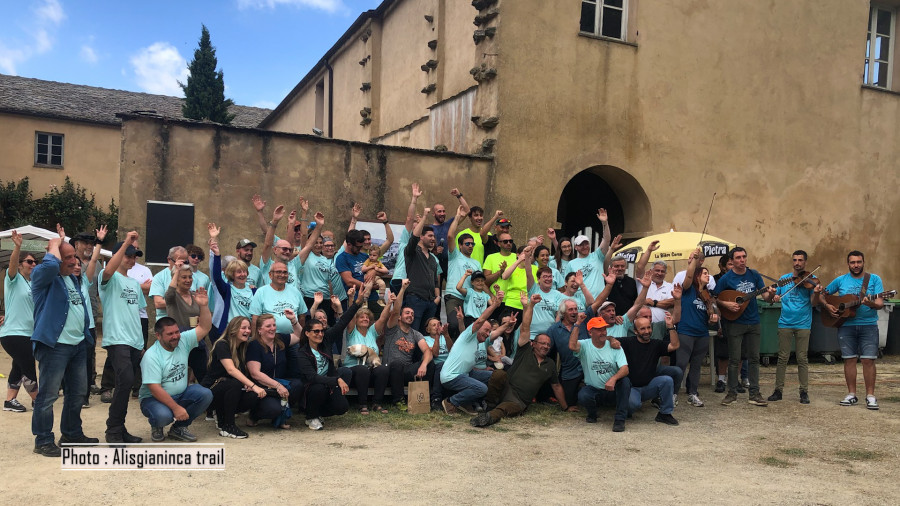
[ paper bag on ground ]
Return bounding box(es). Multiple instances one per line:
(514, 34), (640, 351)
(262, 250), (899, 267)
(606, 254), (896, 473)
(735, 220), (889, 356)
(407, 380), (430, 414)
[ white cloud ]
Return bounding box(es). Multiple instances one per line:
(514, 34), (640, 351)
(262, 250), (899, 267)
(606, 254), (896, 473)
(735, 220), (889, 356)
(252, 100), (277, 109)
(80, 44), (98, 64)
(236, 0), (344, 14)
(130, 42), (189, 96)
(0, 0), (65, 73)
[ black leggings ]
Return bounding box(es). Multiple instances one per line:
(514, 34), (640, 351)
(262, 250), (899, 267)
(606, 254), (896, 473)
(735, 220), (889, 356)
(1, 335), (37, 391)
(348, 364), (389, 407)
(210, 377), (259, 427)
(305, 368), (351, 419)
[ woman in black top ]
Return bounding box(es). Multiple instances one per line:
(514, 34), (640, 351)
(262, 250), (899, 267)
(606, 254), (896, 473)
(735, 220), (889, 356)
(202, 316), (266, 438)
(246, 312), (303, 428)
(297, 300), (361, 430)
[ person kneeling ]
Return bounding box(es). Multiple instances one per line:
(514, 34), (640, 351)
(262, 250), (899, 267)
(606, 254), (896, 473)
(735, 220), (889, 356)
(570, 315), (631, 432)
(618, 314), (680, 426)
(139, 288), (214, 442)
(298, 320), (350, 430)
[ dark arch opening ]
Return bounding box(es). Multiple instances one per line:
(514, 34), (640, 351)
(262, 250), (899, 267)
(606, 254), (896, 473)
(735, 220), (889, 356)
(556, 166), (651, 246)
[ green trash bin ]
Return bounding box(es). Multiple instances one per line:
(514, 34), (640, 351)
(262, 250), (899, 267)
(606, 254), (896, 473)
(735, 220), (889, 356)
(758, 300), (786, 366)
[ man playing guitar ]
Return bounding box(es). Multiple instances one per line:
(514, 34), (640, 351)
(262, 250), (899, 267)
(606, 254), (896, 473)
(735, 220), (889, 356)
(713, 247), (775, 407)
(819, 250), (885, 410)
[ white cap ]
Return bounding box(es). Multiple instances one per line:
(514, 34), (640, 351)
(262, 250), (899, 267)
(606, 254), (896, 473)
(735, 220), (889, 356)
(573, 235), (590, 246)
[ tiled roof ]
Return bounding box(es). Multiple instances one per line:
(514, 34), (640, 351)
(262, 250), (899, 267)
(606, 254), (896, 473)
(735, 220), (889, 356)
(0, 73), (270, 128)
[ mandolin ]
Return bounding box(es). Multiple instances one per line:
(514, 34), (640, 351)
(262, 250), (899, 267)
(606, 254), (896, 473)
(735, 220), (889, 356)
(820, 290), (896, 328)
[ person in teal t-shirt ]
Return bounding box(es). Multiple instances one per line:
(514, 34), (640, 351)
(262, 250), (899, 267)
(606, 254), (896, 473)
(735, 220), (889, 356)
(0, 230), (37, 411)
(570, 314), (630, 432)
(439, 297), (502, 414)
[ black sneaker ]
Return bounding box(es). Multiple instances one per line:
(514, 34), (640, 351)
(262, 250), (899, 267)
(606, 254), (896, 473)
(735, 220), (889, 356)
(655, 412), (679, 426)
(612, 419), (626, 432)
(34, 442), (61, 457)
(151, 426), (165, 442)
(123, 431), (142, 443)
(767, 389), (782, 402)
(736, 382), (746, 394)
(59, 434), (99, 446)
(100, 390), (113, 403)
(714, 380), (726, 393)
(650, 397), (661, 410)
(168, 426), (198, 442)
(800, 391), (810, 404)
(89, 385), (102, 395)
(3, 399), (27, 412)
(219, 424), (249, 439)
(585, 415), (598, 424)
(469, 412), (494, 428)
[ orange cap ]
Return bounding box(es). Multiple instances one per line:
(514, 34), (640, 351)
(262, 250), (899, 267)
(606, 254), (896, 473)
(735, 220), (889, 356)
(586, 316), (609, 331)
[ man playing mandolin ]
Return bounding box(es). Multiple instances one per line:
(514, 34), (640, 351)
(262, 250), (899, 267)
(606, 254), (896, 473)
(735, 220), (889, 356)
(713, 247), (775, 407)
(820, 251), (886, 411)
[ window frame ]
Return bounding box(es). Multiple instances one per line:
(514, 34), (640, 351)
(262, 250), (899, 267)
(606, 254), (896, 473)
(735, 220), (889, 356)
(34, 131), (65, 168)
(864, 4), (896, 89)
(580, 0), (628, 42)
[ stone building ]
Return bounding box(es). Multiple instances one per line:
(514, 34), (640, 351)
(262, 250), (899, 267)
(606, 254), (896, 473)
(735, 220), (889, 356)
(259, 0), (900, 285)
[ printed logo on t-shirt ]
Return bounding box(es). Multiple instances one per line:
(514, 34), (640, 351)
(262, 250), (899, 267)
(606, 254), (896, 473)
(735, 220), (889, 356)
(162, 363), (187, 386)
(580, 263), (594, 277)
(395, 337), (414, 354)
(590, 358), (616, 377)
(67, 287), (82, 305)
(736, 280), (756, 294)
(120, 286), (141, 305)
(271, 300), (295, 315)
(234, 293), (252, 310)
(473, 296), (487, 312)
(538, 298), (557, 316)
(474, 347), (487, 363)
(692, 297), (708, 312)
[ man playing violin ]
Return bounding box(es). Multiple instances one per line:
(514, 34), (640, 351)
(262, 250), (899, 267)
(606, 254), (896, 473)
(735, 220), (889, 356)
(820, 251), (884, 410)
(768, 250), (822, 404)
(713, 247), (775, 406)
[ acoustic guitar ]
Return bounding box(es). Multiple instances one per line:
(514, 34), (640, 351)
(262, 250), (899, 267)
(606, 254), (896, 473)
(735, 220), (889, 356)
(820, 290), (896, 328)
(717, 278), (793, 321)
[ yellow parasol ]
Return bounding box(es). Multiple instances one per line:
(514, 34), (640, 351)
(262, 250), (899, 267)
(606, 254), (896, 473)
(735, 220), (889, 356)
(612, 231), (735, 263)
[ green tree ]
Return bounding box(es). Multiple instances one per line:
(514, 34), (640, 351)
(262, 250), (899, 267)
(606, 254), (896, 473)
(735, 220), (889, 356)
(180, 24), (235, 124)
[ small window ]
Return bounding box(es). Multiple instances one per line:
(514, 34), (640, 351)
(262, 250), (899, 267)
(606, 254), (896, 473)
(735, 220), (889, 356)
(864, 5), (895, 88)
(35, 132), (64, 167)
(580, 0), (627, 40)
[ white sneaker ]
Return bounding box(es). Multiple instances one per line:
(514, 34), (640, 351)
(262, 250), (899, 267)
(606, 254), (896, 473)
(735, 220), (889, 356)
(866, 396), (879, 410)
(305, 418), (323, 430)
(688, 394), (704, 407)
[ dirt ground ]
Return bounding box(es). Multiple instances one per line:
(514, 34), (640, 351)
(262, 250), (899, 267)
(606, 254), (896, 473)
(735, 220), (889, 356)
(1, 346), (898, 505)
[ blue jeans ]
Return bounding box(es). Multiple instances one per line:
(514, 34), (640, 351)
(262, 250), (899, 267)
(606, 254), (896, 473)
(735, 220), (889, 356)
(140, 384), (213, 429)
(656, 365), (684, 394)
(629, 375), (675, 414)
(32, 340), (89, 446)
(838, 325), (879, 360)
(405, 293), (437, 334)
(577, 377), (632, 421)
(443, 370), (493, 407)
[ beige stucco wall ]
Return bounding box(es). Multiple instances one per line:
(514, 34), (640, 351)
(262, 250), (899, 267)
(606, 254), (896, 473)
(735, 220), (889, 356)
(264, 68), (326, 135)
(0, 112), (120, 206)
(490, 0), (900, 285)
(118, 116), (493, 256)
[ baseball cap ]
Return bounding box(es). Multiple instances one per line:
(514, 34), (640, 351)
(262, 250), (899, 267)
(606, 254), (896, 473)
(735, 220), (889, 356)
(471, 270), (486, 282)
(573, 235), (590, 246)
(497, 218), (511, 227)
(598, 301), (616, 312)
(112, 241), (143, 257)
(586, 316), (610, 331)
(70, 232), (96, 245)
(236, 239), (257, 249)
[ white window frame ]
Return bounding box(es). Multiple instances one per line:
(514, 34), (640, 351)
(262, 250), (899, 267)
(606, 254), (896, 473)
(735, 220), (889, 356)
(581, 0), (628, 41)
(34, 131), (64, 168)
(864, 4), (896, 89)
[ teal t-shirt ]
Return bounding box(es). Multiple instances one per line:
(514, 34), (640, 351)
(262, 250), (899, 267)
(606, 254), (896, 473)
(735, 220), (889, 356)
(567, 248), (607, 298)
(561, 292), (588, 313)
(344, 326), (379, 366)
(422, 335), (449, 364)
(776, 273), (814, 329)
(260, 256), (302, 292)
(249, 284), (308, 334)
(299, 252), (333, 297)
(463, 289), (492, 319)
(327, 256), (347, 300)
(98, 270), (146, 349)
(391, 229), (412, 281)
(139, 329), (198, 399)
(81, 270), (96, 329)
(229, 284), (254, 319)
(0, 272), (34, 338)
(57, 276), (86, 345)
(446, 248), (482, 300)
(440, 325), (481, 383)
(825, 273), (884, 326)
(312, 348), (329, 376)
(606, 315), (633, 338)
(528, 285), (565, 340)
(574, 338), (628, 389)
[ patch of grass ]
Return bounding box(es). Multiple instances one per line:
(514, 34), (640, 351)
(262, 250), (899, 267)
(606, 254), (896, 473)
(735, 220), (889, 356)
(778, 448), (808, 458)
(327, 442), (343, 448)
(835, 449), (883, 461)
(625, 447), (641, 453)
(760, 456), (794, 468)
(492, 425), (511, 433)
(463, 429), (479, 434)
(883, 396), (900, 403)
(515, 432), (534, 439)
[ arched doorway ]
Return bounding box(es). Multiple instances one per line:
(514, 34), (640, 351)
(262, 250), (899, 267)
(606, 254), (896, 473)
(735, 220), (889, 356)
(556, 166), (651, 247)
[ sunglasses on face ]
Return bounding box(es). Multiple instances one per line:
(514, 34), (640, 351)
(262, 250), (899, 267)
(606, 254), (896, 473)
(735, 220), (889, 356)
(22, 259), (36, 265)
(307, 329), (324, 334)
(500, 239), (514, 244)
(463, 242), (475, 246)
(190, 254), (202, 260)
(277, 246), (293, 251)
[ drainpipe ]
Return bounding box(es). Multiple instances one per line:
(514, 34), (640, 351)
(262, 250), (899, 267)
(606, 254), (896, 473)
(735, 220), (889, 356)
(325, 59), (334, 138)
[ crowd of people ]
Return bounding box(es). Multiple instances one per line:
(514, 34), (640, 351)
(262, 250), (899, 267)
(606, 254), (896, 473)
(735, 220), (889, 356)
(0, 183), (888, 457)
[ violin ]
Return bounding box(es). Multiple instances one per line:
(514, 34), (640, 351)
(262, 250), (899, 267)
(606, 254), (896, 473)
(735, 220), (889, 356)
(699, 287), (720, 323)
(792, 270), (820, 289)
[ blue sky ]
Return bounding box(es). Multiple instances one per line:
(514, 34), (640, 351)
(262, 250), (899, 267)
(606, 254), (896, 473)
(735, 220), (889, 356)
(0, 0), (382, 109)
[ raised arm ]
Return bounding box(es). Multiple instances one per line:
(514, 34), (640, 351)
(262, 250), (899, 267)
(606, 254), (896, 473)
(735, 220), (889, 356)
(633, 240), (659, 280)
(682, 248), (700, 291)
(597, 209), (612, 255)
(447, 205), (467, 253)
(193, 288), (213, 340)
(6, 230), (23, 280)
(576, 271), (594, 306)
(480, 210), (502, 240)
(502, 248), (529, 281)
(569, 312), (587, 352)
(664, 311), (680, 353)
(297, 212), (324, 264)
(456, 269), (473, 296)
(450, 188), (469, 215)
(386, 278), (409, 329)
(590, 270), (617, 312)
(103, 230), (138, 282)
(251, 194), (269, 236)
(407, 184), (422, 232)
(86, 225), (108, 281)
(261, 205), (285, 263)
(519, 292), (539, 348)
(376, 212), (394, 256)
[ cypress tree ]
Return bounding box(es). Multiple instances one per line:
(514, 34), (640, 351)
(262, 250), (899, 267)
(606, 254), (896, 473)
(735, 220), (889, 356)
(180, 24), (235, 124)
